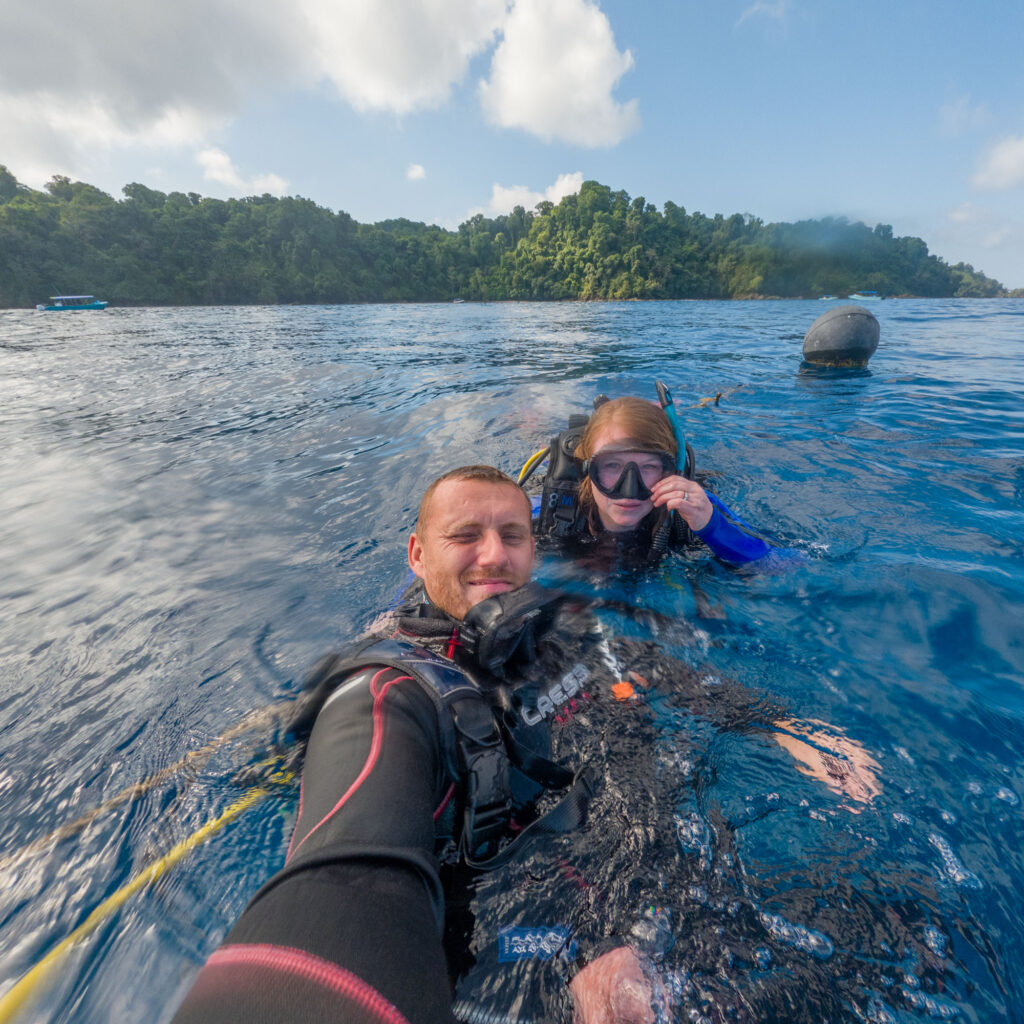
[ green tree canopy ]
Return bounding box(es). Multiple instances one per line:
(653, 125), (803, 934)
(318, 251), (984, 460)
(0, 169), (1009, 308)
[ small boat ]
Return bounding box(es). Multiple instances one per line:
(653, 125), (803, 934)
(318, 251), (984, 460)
(818, 295), (841, 300)
(849, 290), (882, 301)
(36, 295), (108, 311)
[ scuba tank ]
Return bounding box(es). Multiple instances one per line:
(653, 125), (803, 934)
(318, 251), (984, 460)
(533, 412), (591, 538)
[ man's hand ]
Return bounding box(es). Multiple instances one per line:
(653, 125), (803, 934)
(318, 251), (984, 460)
(569, 946), (667, 1024)
(771, 719), (882, 808)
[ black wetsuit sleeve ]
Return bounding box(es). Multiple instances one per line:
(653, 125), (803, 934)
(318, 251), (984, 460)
(171, 665), (458, 1024)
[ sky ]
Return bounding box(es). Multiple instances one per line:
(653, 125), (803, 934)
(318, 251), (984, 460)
(2, 0), (1024, 288)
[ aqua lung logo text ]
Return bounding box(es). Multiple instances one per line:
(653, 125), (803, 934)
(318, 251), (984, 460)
(520, 664), (589, 725)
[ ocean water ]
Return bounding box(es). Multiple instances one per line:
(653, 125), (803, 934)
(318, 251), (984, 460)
(0, 299), (1022, 1023)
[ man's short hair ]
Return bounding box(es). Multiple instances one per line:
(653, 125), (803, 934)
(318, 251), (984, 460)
(417, 465), (531, 532)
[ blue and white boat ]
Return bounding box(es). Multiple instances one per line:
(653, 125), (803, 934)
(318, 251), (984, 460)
(849, 290), (882, 301)
(36, 295), (108, 311)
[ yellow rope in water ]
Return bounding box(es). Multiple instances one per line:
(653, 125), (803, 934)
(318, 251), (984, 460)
(687, 387), (744, 409)
(0, 702), (290, 874)
(0, 767), (291, 1023)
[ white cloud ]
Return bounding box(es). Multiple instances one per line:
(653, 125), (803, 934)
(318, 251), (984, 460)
(0, 0), (287, 171)
(0, 0), (296, 187)
(938, 95), (991, 138)
(0, 0), (634, 190)
(298, 0), (509, 114)
(973, 135), (1024, 190)
(0, 0), (507, 185)
(983, 226), (1011, 248)
(737, 0), (789, 26)
(197, 148), (287, 195)
(407, 163), (427, 181)
(479, 0), (639, 147)
(930, 202), (1023, 286)
(473, 171), (584, 217)
(949, 202), (975, 224)
(0, 0), (289, 121)
(0, 92), (226, 188)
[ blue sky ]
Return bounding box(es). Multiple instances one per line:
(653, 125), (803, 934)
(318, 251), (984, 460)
(3, 0), (1024, 287)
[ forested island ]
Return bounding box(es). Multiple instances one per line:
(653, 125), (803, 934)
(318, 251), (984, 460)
(1, 164), (1016, 307)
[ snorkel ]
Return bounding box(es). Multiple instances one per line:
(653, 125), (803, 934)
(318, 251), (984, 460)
(649, 381), (690, 560)
(655, 380), (688, 474)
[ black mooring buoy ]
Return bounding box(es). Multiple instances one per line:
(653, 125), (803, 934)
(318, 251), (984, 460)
(802, 305), (880, 367)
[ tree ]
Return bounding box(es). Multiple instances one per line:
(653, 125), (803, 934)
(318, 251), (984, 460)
(0, 173), (1009, 307)
(0, 165), (21, 204)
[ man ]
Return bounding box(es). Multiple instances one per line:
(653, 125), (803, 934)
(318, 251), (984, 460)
(171, 466), (661, 1024)
(172, 465), (879, 1024)
(407, 465), (535, 620)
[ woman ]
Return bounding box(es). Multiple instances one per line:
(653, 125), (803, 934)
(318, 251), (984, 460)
(534, 395), (777, 567)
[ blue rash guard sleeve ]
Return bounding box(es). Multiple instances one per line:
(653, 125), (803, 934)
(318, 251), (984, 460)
(693, 493), (776, 565)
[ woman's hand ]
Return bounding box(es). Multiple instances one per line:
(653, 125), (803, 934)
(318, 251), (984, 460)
(569, 946), (667, 1024)
(649, 474), (712, 531)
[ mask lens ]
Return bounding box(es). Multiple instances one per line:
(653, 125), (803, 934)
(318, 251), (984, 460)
(589, 450), (674, 496)
(592, 453), (629, 491)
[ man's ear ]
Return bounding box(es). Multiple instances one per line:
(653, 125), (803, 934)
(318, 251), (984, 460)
(408, 532), (425, 579)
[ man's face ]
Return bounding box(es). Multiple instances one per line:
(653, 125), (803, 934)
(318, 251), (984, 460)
(408, 479), (535, 620)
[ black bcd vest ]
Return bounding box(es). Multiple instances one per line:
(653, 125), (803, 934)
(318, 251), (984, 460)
(286, 635), (593, 871)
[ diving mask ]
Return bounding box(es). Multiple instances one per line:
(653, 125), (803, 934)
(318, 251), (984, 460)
(584, 444), (675, 501)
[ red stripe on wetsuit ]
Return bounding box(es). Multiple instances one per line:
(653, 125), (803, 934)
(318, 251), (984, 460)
(288, 668), (410, 860)
(204, 944), (410, 1024)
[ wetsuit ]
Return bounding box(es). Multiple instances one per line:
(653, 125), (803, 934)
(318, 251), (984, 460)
(552, 499), (774, 566)
(171, 656), (459, 1024)
(688, 493), (776, 564)
(171, 588), (585, 1024)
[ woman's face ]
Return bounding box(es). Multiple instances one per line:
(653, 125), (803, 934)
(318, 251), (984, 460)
(588, 425), (661, 532)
